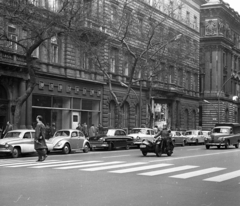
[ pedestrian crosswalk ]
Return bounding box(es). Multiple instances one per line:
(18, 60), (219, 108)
(0, 159), (240, 184)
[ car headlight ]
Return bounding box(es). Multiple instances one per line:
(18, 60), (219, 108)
(99, 137), (105, 141)
(136, 136), (140, 140)
(5, 143), (9, 148)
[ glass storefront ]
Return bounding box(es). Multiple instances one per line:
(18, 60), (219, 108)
(32, 94), (100, 130)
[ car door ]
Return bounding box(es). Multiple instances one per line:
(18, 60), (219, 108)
(198, 131), (204, 143)
(69, 131), (79, 150)
(22, 132), (33, 153)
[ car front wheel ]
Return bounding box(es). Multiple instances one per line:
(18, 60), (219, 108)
(12, 147), (21, 158)
(62, 143), (70, 154)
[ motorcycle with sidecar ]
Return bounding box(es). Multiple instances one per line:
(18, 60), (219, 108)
(139, 136), (174, 157)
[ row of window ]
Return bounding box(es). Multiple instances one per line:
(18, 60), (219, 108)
(143, 0), (198, 31)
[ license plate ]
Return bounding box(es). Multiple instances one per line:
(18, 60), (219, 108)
(140, 145), (146, 148)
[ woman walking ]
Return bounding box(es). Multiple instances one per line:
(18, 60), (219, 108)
(34, 115), (48, 162)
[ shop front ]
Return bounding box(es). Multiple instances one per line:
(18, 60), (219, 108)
(31, 76), (103, 131)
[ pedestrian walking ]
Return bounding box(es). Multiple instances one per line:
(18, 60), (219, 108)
(34, 115), (48, 162)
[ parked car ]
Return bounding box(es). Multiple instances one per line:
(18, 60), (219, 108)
(184, 130), (205, 145)
(89, 128), (134, 150)
(128, 128), (156, 147)
(0, 129), (53, 158)
(50, 129), (90, 154)
(202, 131), (211, 141)
(171, 131), (187, 146)
(205, 123), (240, 149)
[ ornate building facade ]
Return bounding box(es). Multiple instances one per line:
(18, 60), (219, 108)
(200, 0), (240, 130)
(0, 0), (204, 132)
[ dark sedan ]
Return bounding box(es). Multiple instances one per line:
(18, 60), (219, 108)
(89, 129), (133, 150)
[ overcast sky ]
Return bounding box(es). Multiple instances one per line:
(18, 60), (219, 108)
(224, 0), (240, 14)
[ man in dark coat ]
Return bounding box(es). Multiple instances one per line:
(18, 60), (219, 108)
(34, 115), (48, 162)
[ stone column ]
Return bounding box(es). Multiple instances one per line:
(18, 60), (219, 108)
(19, 80), (26, 129)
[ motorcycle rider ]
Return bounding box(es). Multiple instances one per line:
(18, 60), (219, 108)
(154, 125), (173, 150)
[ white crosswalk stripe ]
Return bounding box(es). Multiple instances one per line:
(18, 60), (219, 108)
(3, 160), (78, 167)
(54, 161), (124, 170)
(109, 163), (173, 174)
(0, 160), (59, 167)
(82, 162), (147, 171)
(30, 161), (101, 169)
(138, 165), (199, 176)
(170, 167), (226, 179)
(203, 170), (240, 182)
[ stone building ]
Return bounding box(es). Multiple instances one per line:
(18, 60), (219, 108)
(0, 0), (204, 132)
(200, 0), (240, 130)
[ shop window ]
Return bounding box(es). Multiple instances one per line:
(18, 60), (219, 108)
(53, 96), (70, 108)
(82, 99), (100, 111)
(32, 95), (51, 107)
(73, 98), (81, 109)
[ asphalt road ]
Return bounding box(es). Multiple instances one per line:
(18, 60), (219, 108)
(0, 145), (240, 206)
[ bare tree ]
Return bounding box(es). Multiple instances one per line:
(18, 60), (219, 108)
(81, 0), (192, 128)
(0, 0), (107, 128)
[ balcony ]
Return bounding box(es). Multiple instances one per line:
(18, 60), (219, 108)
(152, 81), (184, 94)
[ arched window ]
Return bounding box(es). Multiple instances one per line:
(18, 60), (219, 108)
(122, 102), (130, 128)
(109, 101), (116, 128)
(135, 104), (140, 127)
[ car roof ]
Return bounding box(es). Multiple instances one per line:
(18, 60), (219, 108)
(8, 129), (35, 132)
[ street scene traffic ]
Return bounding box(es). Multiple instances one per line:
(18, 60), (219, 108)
(1, 0), (240, 206)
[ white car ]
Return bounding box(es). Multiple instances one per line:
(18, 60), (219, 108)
(50, 129), (90, 154)
(0, 129), (53, 158)
(128, 128), (156, 146)
(185, 130), (205, 145)
(171, 131), (187, 146)
(202, 131), (211, 140)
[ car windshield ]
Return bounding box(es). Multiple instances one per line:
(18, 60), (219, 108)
(185, 131), (198, 135)
(4, 132), (21, 138)
(131, 129), (147, 134)
(55, 131), (70, 137)
(213, 128), (230, 134)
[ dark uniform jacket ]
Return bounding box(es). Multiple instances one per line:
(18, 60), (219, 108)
(34, 122), (47, 150)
